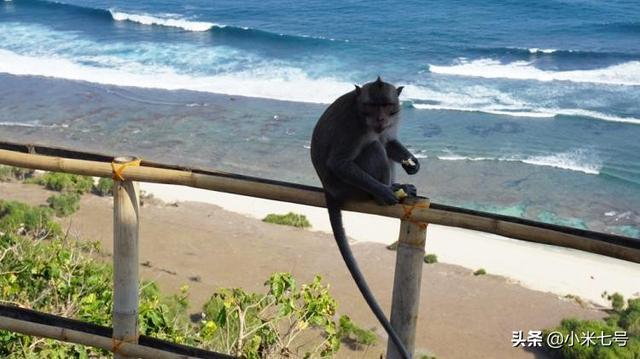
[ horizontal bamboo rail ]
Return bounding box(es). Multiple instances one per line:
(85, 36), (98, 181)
(0, 145), (638, 263)
(0, 304), (232, 359)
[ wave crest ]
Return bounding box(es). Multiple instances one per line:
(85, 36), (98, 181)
(436, 149), (601, 175)
(0, 48), (352, 104)
(428, 58), (640, 86)
(109, 10), (222, 32)
(528, 48), (557, 54)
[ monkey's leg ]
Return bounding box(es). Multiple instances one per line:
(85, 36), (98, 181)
(328, 149), (397, 205)
(386, 139), (420, 175)
(355, 141), (391, 184)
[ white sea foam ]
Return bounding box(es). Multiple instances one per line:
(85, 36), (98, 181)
(109, 10), (221, 32)
(521, 151), (601, 174)
(0, 48), (353, 104)
(412, 103), (640, 124)
(0, 121), (55, 128)
(528, 48), (557, 54)
(428, 58), (640, 86)
(412, 104), (555, 118)
(436, 149), (601, 175)
(403, 84), (640, 124)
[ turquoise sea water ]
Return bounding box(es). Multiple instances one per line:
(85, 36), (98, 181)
(0, 0), (639, 238)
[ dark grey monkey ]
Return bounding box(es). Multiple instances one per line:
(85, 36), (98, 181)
(310, 77), (419, 359)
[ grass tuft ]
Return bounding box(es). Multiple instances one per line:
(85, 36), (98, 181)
(262, 212), (311, 228)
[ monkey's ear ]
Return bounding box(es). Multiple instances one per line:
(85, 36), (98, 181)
(396, 86), (404, 96)
(354, 85), (361, 96)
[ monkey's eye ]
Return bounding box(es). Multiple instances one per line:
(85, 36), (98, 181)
(390, 110), (399, 116)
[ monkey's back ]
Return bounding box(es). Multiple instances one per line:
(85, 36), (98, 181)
(310, 91), (358, 184)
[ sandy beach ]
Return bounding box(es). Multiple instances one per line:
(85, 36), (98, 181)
(1, 180), (633, 358)
(140, 182), (640, 307)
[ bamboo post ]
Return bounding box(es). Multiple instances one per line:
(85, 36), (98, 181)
(387, 197), (429, 359)
(112, 156), (141, 359)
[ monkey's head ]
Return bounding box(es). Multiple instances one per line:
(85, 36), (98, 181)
(355, 77), (404, 134)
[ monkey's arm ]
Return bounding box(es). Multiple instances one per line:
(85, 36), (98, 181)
(327, 155), (398, 205)
(386, 139), (420, 175)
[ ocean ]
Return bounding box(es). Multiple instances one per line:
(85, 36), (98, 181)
(0, 0), (639, 238)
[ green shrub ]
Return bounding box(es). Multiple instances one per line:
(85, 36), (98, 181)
(620, 298), (640, 337)
(338, 315), (377, 349)
(544, 296), (640, 358)
(262, 212), (311, 228)
(0, 165), (13, 181)
(0, 165), (33, 181)
(0, 200), (60, 237)
(473, 268), (486, 276)
(200, 272), (342, 357)
(609, 292), (625, 312)
(424, 254), (438, 264)
(93, 177), (114, 196)
(46, 193), (81, 217)
(36, 172), (93, 194)
(0, 201), (372, 358)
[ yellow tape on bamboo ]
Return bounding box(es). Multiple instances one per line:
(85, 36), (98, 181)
(111, 158), (142, 181)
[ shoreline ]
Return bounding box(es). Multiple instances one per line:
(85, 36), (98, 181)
(140, 182), (640, 307)
(0, 72), (639, 240)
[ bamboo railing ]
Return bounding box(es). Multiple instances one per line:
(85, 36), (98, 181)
(0, 304), (232, 359)
(0, 141), (639, 359)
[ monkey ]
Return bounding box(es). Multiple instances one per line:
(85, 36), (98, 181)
(310, 77), (420, 359)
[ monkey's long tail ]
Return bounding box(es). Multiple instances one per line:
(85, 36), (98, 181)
(326, 195), (411, 359)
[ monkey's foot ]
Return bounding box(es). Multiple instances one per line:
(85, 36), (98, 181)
(391, 183), (417, 197)
(372, 186), (400, 206)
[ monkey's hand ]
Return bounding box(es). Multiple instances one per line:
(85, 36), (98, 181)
(401, 156), (420, 175)
(373, 186), (399, 206)
(392, 183), (417, 197)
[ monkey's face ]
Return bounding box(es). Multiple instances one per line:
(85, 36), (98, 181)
(360, 101), (400, 133)
(356, 83), (401, 134)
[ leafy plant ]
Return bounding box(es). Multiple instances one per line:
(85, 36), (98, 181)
(608, 292), (625, 312)
(46, 193), (81, 217)
(0, 200), (373, 358)
(0, 200), (60, 237)
(424, 254), (438, 264)
(93, 177), (114, 197)
(0, 165), (33, 181)
(35, 172), (93, 194)
(337, 315), (377, 349)
(544, 294), (640, 358)
(262, 212), (311, 228)
(473, 269), (486, 276)
(200, 272), (341, 358)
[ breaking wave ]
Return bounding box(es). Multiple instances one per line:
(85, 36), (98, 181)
(428, 58), (640, 86)
(437, 149), (602, 175)
(109, 10), (223, 32)
(0, 48), (353, 104)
